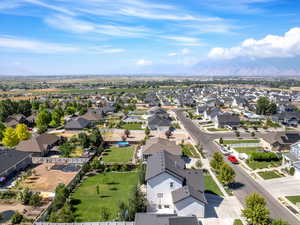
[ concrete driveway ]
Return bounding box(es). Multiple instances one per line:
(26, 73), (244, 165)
(205, 194), (242, 219)
(258, 176), (300, 197)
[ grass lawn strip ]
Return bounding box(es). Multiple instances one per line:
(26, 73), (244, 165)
(258, 170), (283, 180)
(207, 128), (229, 132)
(102, 146), (134, 163)
(71, 171), (139, 222)
(233, 219), (243, 225)
(234, 147), (262, 154)
(204, 175), (223, 196)
(121, 123), (144, 130)
(223, 139), (260, 145)
(286, 196), (300, 205)
(247, 160), (281, 170)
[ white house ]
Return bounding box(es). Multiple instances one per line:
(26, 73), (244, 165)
(146, 151), (207, 218)
(284, 141), (300, 178)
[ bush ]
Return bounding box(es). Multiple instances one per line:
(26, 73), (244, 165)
(11, 212), (23, 224)
(289, 167), (295, 176)
(250, 152), (279, 162)
(0, 190), (16, 199)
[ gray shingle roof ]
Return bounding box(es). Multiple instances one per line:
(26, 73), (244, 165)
(143, 138), (181, 156)
(0, 149), (31, 175)
(134, 213), (198, 225)
(65, 117), (90, 129)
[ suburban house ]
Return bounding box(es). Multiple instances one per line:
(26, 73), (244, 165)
(5, 114), (31, 128)
(260, 131), (300, 152)
(284, 141), (300, 178)
(196, 105), (207, 115)
(0, 149), (32, 183)
(272, 112), (300, 126)
(141, 137), (181, 160)
(135, 213), (198, 225)
(147, 114), (172, 131)
(232, 97), (247, 108)
(16, 133), (63, 156)
(213, 113), (240, 128)
(146, 150), (207, 218)
(64, 117), (91, 130)
(82, 111), (103, 121)
(203, 108), (221, 121)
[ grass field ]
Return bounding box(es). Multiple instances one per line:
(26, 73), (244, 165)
(234, 147), (262, 154)
(181, 144), (200, 158)
(247, 160), (282, 170)
(71, 171), (139, 221)
(258, 170), (283, 179)
(223, 139), (260, 145)
(102, 146), (134, 163)
(286, 196), (300, 205)
(204, 175), (223, 196)
(207, 128), (229, 132)
(121, 123), (144, 130)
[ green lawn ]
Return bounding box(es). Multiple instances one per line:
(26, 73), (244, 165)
(71, 171), (139, 222)
(247, 160), (282, 170)
(233, 219), (243, 225)
(286, 196), (300, 205)
(258, 170), (283, 180)
(121, 123), (144, 130)
(204, 175), (223, 196)
(102, 146), (134, 163)
(234, 147), (262, 154)
(181, 144), (199, 158)
(223, 139), (260, 145)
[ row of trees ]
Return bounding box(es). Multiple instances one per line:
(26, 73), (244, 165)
(256, 97), (277, 115)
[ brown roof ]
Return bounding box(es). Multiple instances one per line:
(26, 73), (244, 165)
(16, 133), (60, 153)
(142, 137), (181, 156)
(81, 111), (103, 121)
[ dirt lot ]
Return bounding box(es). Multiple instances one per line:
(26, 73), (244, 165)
(22, 163), (78, 193)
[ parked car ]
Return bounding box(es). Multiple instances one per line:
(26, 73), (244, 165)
(220, 147), (231, 155)
(227, 155), (239, 164)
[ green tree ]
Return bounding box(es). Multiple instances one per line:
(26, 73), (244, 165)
(15, 124), (31, 141)
(59, 142), (74, 157)
(219, 137), (223, 144)
(17, 100), (32, 117)
(11, 212), (23, 224)
(256, 97), (277, 115)
(125, 129), (130, 138)
(49, 111), (61, 128)
(29, 192), (42, 207)
(36, 110), (51, 133)
(78, 132), (90, 148)
(145, 127), (150, 136)
(218, 163), (235, 186)
(2, 127), (19, 147)
(242, 193), (270, 225)
(0, 122), (6, 141)
(165, 129), (172, 139)
(17, 188), (32, 205)
(89, 129), (103, 149)
(210, 152), (224, 172)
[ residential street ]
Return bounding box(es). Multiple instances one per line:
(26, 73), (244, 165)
(175, 109), (300, 225)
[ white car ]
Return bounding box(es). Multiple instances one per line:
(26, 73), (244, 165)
(220, 147), (231, 155)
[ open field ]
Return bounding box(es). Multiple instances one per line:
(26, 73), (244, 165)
(21, 163), (78, 192)
(234, 147), (262, 154)
(71, 171), (139, 222)
(247, 160), (282, 170)
(102, 146), (135, 163)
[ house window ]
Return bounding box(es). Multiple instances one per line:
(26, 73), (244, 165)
(164, 205), (170, 208)
(170, 182), (174, 188)
(158, 204), (162, 209)
(157, 193), (163, 198)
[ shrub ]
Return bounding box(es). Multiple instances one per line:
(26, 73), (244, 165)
(11, 212), (23, 224)
(250, 152), (279, 162)
(289, 167), (295, 176)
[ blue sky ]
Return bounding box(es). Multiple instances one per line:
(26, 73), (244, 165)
(0, 0), (299, 75)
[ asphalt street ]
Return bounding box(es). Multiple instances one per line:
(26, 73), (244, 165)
(175, 109), (300, 225)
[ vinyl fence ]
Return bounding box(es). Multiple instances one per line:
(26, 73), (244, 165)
(228, 143), (261, 148)
(32, 157), (90, 164)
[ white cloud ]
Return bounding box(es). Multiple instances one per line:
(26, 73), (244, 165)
(136, 59), (153, 66)
(45, 14), (148, 37)
(24, 0), (75, 16)
(181, 48), (191, 55)
(162, 36), (202, 46)
(168, 52), (177, 57)
(0, 35), (79, 53)
(0, 35), (126, 54)
(208, 27), (300, 59)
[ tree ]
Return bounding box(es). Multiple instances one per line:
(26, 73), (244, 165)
(2, 127), (19, 147)
(17, 100), (32, 117)
(100, 207), (111, 221)
(49, 111), (61, 128)
(36, 110), (51, 133)
(251, 131), (256, 137)
(15, 124), (31, 141)
(89, 129), (103, 149)
(145, 127), (150, 136)
(271, 219), (290, 225)
(59, 142), (74, 157)
(218, 163), (235, 186)
(124, 129), (130, 138)
(235, 131), (240, 137)
(165, 129), (172, 139)
(29, 192), (42, 207)
(78, 133), (90, 148)
(195, 160), (202, 168)
(210, 152), (224, 172)
(17, 188), (32, 205)
(11, 212), (23, 224)
(256, 97), (277, 115)
(219, 137), (223, 144)
(242, 193), (270, 225)
(0, 122), (6, 141)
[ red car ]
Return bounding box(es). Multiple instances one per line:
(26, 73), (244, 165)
(227, 155), (239, 164)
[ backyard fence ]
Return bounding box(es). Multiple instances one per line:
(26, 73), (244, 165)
(32, 157), (90, 164)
